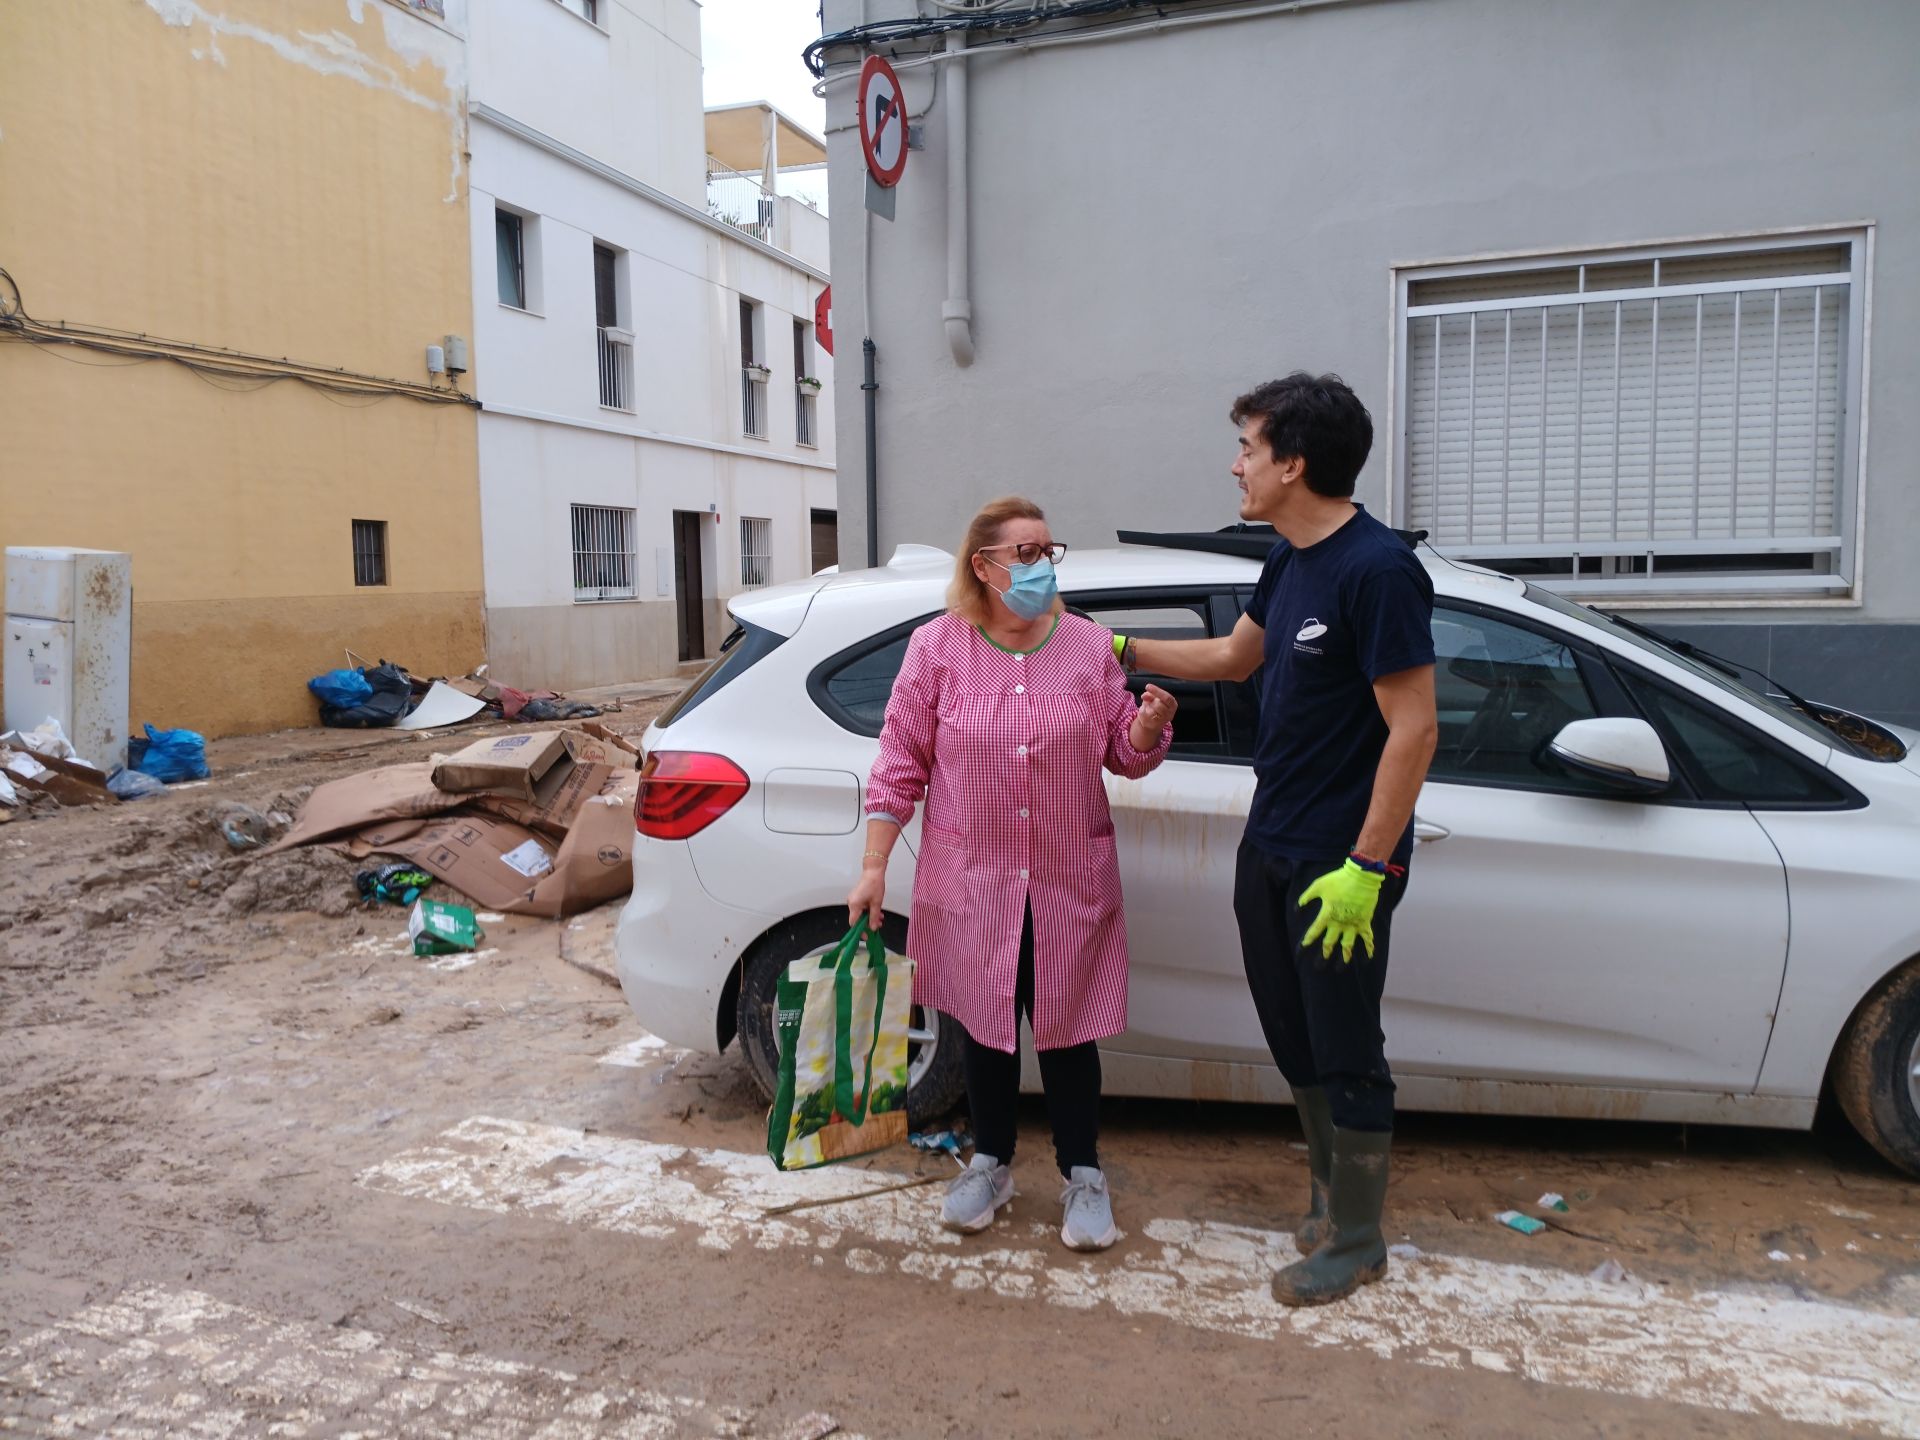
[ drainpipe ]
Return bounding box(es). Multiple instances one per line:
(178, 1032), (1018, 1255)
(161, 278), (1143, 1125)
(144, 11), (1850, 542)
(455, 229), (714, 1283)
(863, 335), (879, 567)
(941, 30), (974, 368)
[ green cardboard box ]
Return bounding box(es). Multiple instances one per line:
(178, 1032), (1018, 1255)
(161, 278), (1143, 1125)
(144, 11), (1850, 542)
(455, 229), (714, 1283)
(409, 898), (481, 956)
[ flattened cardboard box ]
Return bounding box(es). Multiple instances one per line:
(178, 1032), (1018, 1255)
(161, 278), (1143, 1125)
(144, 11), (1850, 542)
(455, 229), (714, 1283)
(270, 763), (464, 852)
(351, 770), (638, 917)
(431, 731), (572, 801)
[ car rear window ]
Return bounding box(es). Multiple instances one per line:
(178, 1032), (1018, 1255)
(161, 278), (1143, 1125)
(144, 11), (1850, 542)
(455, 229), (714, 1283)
(654, 621), (784, 730)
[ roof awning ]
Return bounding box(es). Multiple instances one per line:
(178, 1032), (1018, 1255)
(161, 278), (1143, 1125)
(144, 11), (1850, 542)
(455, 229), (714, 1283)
(704, 101), (828, 176)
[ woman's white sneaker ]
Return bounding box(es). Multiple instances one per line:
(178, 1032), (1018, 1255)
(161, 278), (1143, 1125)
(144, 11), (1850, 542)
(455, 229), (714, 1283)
(941, 1154), (1014, 1232)
(1059, 1166), (1119, 1251)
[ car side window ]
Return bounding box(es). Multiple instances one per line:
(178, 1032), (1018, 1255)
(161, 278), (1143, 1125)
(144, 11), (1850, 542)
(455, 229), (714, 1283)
(1429, 606), (1618, 794)
(1613, 666), (1854, 807)
(1068, 599), (1227, 757)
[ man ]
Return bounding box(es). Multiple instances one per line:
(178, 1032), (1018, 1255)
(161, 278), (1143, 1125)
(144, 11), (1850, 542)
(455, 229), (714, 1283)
(1113, 372), (1437, 1306)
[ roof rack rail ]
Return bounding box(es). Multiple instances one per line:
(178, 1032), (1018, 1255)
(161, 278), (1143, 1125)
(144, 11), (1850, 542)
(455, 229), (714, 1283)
(1116, 522), (1427, 560)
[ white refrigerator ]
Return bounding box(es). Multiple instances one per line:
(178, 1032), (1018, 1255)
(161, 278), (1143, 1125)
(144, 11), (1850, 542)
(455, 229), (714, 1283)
(5, 547), (133, 769)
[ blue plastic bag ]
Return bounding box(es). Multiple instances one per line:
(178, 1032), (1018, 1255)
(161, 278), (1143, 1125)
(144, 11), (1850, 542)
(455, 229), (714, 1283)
(308, 668), (374, 710)
(106, 766), (168, 800)
(133, 723), (210, 784)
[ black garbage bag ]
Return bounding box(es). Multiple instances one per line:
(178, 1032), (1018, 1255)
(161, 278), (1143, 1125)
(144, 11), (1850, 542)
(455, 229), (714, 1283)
(319, 661), (414, 728)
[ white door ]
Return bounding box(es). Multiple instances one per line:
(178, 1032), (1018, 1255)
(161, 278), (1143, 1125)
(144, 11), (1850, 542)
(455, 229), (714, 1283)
(1071, 594), (1265, 1064)
(1387, 604), (1789, 1091)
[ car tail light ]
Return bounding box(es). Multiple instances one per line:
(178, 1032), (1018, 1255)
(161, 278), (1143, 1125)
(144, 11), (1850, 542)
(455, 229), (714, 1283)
(635, 751), (750, 840)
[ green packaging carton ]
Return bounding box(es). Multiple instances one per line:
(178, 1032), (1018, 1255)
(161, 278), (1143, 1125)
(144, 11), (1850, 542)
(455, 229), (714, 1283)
(409, 899), (481, 956)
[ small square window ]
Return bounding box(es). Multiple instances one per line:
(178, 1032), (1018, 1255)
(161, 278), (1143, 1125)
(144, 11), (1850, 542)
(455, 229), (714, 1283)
(352, 520), (388, 587)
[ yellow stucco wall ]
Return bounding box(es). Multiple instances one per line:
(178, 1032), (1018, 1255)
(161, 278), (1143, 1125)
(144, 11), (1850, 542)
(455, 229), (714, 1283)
(0, 0), (483, 739)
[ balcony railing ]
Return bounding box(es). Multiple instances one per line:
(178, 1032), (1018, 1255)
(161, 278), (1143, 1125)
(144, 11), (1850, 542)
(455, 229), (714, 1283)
(598, 325), (633, 411)
(796, 387), (817, 447)
(706, 156), (776, 244)
(742, 367), (768, 438)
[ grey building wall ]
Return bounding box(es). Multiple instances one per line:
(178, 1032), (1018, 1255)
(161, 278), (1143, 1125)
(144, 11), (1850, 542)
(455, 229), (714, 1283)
(824, 0), (1920, 725)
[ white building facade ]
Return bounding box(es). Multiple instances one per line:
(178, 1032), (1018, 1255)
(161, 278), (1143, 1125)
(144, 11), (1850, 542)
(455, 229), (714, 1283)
(469, 0), (834, 689)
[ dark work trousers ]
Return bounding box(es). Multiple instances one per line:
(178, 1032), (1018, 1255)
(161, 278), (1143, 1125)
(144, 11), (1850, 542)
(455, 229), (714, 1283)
(961, 902), (1103, 1176)
(1232, 840), (1409, 1133)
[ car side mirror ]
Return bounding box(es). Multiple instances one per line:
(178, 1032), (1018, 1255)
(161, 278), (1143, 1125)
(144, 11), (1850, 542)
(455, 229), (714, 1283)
(1546, 718), (1671, 794)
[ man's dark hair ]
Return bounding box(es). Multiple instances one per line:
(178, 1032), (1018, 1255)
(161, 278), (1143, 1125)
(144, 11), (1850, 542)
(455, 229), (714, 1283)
(1230, 372), (1374, 498)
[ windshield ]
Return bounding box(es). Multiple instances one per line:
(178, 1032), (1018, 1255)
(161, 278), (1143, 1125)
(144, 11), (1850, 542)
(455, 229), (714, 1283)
(1521, 585), (1850, 752)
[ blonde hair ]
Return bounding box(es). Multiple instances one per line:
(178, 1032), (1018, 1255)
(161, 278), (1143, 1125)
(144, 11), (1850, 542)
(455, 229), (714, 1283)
(947, 495), (1052, 626)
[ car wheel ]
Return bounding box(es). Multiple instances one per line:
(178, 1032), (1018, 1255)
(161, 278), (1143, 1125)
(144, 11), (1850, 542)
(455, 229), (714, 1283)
(1833, 961), (1920, 1179)
(735, 911), (968, 1125)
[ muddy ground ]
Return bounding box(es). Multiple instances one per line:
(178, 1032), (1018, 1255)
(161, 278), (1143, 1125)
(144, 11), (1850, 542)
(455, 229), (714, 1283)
(3, 709), (1918, 1437)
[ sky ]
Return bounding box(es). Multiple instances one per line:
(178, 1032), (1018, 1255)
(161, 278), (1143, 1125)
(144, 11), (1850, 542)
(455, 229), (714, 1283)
(700, 0), (832, 211)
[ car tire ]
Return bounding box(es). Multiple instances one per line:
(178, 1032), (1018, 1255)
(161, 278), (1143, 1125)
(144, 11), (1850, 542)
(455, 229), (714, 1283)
(735, 911), (969, 1125)
(1833, 961), (1920, 1179)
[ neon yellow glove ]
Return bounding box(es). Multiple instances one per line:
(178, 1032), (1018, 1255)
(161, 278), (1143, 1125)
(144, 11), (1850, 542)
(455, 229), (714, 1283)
(1297, 859), (1385, 964)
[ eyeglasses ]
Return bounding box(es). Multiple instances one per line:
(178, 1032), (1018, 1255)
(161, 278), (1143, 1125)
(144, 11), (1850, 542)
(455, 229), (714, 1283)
(978, 542), (1068, 567)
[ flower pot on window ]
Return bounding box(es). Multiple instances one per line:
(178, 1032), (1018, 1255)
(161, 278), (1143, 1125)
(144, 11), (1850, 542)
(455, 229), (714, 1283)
(796, 377), (823, 395)
(743, 364), (772, 382)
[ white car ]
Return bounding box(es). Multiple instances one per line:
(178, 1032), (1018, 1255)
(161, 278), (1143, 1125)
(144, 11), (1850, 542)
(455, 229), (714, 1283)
(616, 534), (1920, 1177)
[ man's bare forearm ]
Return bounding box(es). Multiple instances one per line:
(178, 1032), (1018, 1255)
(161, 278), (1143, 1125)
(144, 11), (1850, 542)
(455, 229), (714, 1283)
(1353, 721), (1437, 862)
(1132, 635), (1254, 683)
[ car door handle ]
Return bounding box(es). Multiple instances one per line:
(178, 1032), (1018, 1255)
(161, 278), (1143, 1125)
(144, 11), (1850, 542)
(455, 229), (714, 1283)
(1413, 817), (1450, 843)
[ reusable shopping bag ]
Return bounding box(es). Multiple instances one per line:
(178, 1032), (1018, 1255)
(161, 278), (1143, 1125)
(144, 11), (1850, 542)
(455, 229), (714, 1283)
(766, 918), (913, 1170)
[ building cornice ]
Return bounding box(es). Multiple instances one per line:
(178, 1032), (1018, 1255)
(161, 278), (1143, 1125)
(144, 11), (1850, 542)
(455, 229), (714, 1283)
(470, 102), (829, 284)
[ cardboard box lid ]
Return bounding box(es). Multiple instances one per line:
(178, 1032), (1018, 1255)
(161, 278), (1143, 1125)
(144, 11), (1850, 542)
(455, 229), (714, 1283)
(431, 731), (572, 801)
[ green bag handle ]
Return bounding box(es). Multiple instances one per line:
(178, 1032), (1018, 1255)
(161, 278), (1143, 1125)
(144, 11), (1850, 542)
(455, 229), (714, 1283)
(831, 917), (890, 1126)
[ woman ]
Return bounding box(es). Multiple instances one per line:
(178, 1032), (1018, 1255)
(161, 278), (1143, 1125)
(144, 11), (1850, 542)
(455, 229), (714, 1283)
(848, 496), (1176, 1250)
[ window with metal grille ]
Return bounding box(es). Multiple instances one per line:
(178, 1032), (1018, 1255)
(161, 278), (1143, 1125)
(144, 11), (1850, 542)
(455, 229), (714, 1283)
(594, 242), (631, 411)
(793, 317), (817, 447)
(740, 516), (772, 588)
(740, 297), (767, 438)
(1396, 232), (1866, 598)
(352, 520), (388, 587)
(572, 504), (636, 601)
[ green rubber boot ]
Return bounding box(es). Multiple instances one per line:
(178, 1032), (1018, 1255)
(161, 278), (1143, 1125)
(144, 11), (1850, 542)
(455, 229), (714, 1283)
(1271, 1126), (1390, 1307)
(1290, 1086), (1334, 1254)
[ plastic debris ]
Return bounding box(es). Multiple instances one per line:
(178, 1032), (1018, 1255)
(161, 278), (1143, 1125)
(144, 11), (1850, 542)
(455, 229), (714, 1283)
(105, 767), (167, 800)
(217, 803), (285, 850)
(1767, 1249), (1793, 1262)
(1538, 1191), (1570, 1212)
(133, 723), (211, 784)
(357, 863), (438, 906)
(1494, 1210), (1547, 1236)
(1587, 1259), (1631, 1284)
(910, 1128), (973, 1167)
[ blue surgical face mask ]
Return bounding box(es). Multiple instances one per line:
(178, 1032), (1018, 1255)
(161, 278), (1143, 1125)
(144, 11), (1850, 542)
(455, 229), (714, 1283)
(992, 557), (1058, 621)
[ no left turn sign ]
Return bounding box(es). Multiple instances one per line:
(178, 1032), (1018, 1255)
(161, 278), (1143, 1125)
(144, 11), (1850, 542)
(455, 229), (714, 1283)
(857, 55), (908, 188)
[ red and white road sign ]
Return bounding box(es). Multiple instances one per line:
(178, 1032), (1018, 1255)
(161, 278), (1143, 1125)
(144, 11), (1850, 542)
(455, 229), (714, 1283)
(814, 286), (833, 356)
(857, 55), (908, 188)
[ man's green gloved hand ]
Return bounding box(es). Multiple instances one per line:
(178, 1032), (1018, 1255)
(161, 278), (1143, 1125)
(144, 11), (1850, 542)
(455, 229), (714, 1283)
(1297, 859), (1385, 964)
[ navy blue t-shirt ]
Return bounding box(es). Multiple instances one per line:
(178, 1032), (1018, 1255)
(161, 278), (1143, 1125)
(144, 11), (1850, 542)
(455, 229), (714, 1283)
(1244, 505), (1435, 865)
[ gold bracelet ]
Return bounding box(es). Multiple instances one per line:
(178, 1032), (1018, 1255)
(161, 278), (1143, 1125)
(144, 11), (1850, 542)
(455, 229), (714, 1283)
(862, 850), (888, 861)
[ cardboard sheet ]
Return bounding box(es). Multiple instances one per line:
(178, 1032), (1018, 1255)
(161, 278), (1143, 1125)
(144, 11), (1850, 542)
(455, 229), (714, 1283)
(393, 681), (490, 732)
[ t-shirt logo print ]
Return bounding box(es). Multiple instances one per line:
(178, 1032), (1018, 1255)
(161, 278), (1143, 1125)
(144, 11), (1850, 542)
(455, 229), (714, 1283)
(1294, 617), (1329, 655)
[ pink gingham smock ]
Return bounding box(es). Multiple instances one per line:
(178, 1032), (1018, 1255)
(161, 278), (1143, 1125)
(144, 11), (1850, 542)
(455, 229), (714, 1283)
(864, 610), (1173, 1054)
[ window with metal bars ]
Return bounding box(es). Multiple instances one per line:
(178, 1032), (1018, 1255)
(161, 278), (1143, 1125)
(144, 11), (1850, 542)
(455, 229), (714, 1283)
(572, 504), (636, 601)
(740, 516), (772, 588)
(1396, 232), (1865, 598)
(352, 520), (388, 587)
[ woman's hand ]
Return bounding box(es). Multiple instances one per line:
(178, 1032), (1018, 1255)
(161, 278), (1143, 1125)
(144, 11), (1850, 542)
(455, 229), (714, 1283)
(847, 862), (886, 931)
(1130, 683), (1178, 751)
